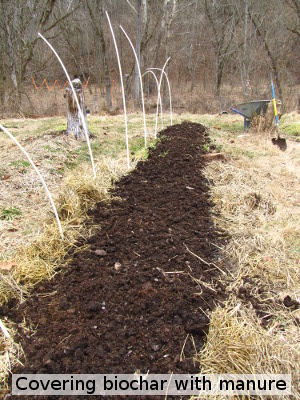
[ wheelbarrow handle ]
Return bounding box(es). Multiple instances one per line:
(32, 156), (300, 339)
(230, 107), (244, 117)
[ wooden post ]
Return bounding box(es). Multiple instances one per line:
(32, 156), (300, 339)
(65, 78), (89, 140)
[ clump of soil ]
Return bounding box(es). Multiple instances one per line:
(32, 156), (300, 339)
(5, 122), (226, 398)
(271, 136), (287, 151)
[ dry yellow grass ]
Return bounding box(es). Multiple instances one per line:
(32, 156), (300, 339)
(0, 319), (25, 397)
(205, 134), (300, 294)
(194, 302), (299, 399)
(196, 127), (300, 399)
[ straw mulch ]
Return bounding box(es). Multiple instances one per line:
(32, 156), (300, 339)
(196, 133), (300, 399)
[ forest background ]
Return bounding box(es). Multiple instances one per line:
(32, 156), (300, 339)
(0, 0), (299, 117)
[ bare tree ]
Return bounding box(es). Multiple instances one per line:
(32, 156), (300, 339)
(248, 3), (283, 101)
(158, 0), (177, 106)
(285, 0), (300, 37)
(204, 0), (238, 96)
(134, 0), (142, 105)
(232, 0), (256, 97)
(0, 0), (298, 115)
(0, 0), (80, 109)
(59, 3), (93, 85)
(87, 0), (112, 108)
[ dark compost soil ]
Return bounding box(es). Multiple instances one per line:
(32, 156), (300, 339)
(5, 122), (227, 398)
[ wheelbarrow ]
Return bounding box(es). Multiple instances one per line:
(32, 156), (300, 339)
(230, 100), (271, 131)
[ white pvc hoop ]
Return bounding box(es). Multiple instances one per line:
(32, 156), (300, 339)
(120, 25), (147, 148)
(142, 70), (163, 139)
(0, 318), (10, 338)
(148, 67), (172, 126)
(0, 123), (63, 239)
(38, 33), (96, 179)
(106, 12), (130, 170)
(153, 58), (171, 133)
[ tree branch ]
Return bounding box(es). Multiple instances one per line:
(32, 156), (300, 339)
(126, 0), (137, 14)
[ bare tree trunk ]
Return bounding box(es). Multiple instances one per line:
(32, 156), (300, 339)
(87, 0), (112, 108)
(66, 79), (89, 140)
(4, 21), (17, 91)
(99, 5), (113, 109)
(188, 1), (199, 93)
(242, 0), (251, 96)
(162, 0), (176, 107)
(134, 0), (142, 105)
(153, 2), (165, 67)
(204, 0), (237, 97)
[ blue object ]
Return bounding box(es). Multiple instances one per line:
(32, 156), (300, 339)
(271, 77), (280, 131)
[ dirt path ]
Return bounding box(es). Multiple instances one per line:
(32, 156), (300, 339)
(6, 122), (227, 398)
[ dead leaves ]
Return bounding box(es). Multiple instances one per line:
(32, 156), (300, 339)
(0, 261), (17, 273)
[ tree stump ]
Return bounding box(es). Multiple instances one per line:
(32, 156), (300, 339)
(66, 78), (89, 140)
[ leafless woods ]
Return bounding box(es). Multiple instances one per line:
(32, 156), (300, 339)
(0, 0), (299, 115)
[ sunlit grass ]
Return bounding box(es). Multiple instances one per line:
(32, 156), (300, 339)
(280, 112), (300, 138)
